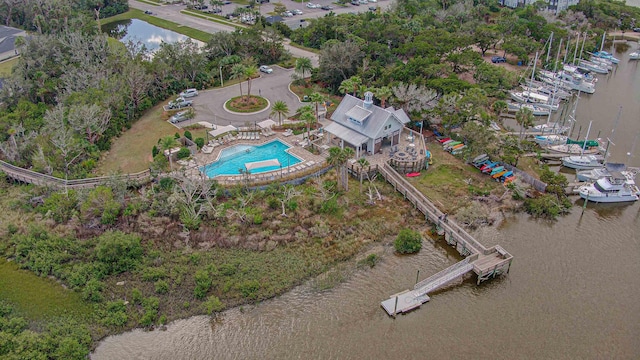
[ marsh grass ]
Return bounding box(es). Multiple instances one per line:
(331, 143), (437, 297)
(0, 261), (91, 321)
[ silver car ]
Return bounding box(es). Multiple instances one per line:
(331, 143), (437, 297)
(179, 88), (199, 98)
(170, 110), (191, 124)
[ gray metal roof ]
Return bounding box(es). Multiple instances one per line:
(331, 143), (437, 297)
(330, 94), (409, 140)
(324, 122), (369, 146)
(344, 105), (372, 123)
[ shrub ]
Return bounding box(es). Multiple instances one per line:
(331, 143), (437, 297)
(131, 289), (143, 305)
(40, 191), (78, 223)
(183, 130), (192, 140)
(95, 231), (143, 275)
(194, 270), (212, 299)
(237, 279), (260, 299)
(80, 186), (121, 224)
(158, 177), (174, 192)
(152, 145), (159, 158)
(142, 267), (167, 282)
(253, 213), (263, 225)
(174, 132), (180, 139)
(267, 197), (279, 209)
(362, 254), (378, 268)
(319, 197), (339, 215)
(394, 229), (422, 254)
(159, 314), (168, 325)
(82, 279), (104, 302)
(201, 295), (224, 315)
(194, 137), (205, 148)
(155, 280), (169, 294)
(176, 147), (191, 160)
(100, 301), (128, 327)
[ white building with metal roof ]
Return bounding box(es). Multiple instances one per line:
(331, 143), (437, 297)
(324, 92), (411, 157)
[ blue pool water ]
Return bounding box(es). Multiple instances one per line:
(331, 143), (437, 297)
(201, 139), (301, 177)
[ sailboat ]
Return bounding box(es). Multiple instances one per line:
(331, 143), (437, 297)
(561, 121), (605, 169)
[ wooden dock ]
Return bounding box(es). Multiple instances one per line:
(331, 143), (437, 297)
(378, 164), (513, 316)
(0, 160), (151, 190)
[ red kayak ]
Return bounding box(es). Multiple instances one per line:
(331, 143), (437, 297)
(437, 137), (451, 143)
(406, 172), (421, 177)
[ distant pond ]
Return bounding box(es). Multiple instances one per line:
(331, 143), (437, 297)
(102, 19), (203, 52)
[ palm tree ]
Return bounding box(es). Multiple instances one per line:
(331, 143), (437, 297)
(338, 78), (354, 96)
(341, 147), (355, 191)
(230, 63), (246, 98)
(244, 65), (258, 102)
(309, 92), (324, 122)
(515, 107), (534, 141)
(159, 136), (180, 170)
(349, 76), (362, 96)
(327, 147), (346, 189)
(299, 105), (315, 142)
(356, 157), (369, 192)
(270, 101), (289, 126)
(295, 57), (313, 86)
(375, 86), (393, 108)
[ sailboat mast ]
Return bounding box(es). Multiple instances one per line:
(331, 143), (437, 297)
(546, 32), (554, 64)
(573, 32), (580, 64)
(564, 37), (570, 63)
(578, 31), (587, 63)
(600, 32), (606, 52)
(581, 121), (593, 156)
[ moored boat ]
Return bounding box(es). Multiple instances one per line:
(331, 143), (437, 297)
(507, 102), (551, 116)
(578, 172), (640, 203)
(561, 154), (605, 170)
(546, 143), (600, 155)
(575, 162), (628, 182)
(534, 134), (568, 146)
(629, 51), (640, 60)
(591, 51), (620, 64)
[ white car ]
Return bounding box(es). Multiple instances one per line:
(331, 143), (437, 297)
(358, 0), (368, 4)
(306, 3), (319, 8)
(369, 0), (377, 2)
(259, 65), (273, 74)
(283, 10), (293, 17)
(292, 9), (303, 15)
(179, 88), (198, 97)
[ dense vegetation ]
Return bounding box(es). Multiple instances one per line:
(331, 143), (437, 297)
(394, 228), (423, 254)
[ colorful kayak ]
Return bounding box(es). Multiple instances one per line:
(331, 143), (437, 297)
(442, 139), (456, 146)
(406, 172), (421, 177)
(480, 161), (498, 171)
(490, 166), (505, 175)
(492, 170), (508, 179)
(504, 176), (516, 184)
(437, 137), (451, 143)
(443, 141), (461, 149)
(451, 143), (465, 150)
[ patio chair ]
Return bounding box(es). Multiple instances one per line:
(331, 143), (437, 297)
(256, 133), (260, 140)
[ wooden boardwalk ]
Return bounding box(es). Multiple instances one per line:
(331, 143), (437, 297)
(0, 160), (151, 190)
(378, 163), (513, 316)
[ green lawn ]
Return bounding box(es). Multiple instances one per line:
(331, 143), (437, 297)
(97, 104), (177, 174)
(0, 261), (91, 321)
(0, 57), (19, 76)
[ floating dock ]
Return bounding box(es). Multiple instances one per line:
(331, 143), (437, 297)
(378, 164), (513, 316)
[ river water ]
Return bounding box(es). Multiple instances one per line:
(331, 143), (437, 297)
(93, 48), (640, 359)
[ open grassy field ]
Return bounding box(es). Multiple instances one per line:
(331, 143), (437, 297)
(96, 104), (177, 174)
(0, 57), (19, 76)
(0, 261), (91, 321)
(407, 145), (501, 213)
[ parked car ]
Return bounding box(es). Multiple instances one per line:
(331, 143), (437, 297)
(223, 0), (231, 4)
(491, 56), (507, 63)
(292, 9), (303, 15)
(179, 88), (199, 98)
(368, 6), (376, 10)
(209, 8), (222, 13)
(350, 0), (360, 5)
(259, 65), (273, 74)
(144, 10), (153, 15)
(321, 5), (333, 10)
(168, 97), (193, 109)
(634, 27), (640, 32)
(194, 4), (208, 10)
(283, 10), (293, 17)
(369, 0), (377, 2)
(359, 0), (368, 4)
(169, 110), (191, 124)
(306, 3), (319, 8)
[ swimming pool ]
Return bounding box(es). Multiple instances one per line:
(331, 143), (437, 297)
(201, 139), (302, 177)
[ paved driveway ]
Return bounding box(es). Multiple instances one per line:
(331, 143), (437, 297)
(181, 66), (305, 128)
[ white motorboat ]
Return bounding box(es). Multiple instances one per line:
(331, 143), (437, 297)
(579, 173), (640, 203)
(589, 57), (614, 70)
(534, 134), (567, 146)
(576, 164), (636, 182)
(507, 102), (551, 116)
(561, 154), (605, 170)
(539, 69), (596, 94)
(629, 51), (640, 60)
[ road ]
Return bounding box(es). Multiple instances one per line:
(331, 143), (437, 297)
(129, 0), (322, 65)
(178, 66), (305, 127)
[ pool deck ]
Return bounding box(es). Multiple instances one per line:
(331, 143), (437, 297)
(184, 132), (327, 185)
